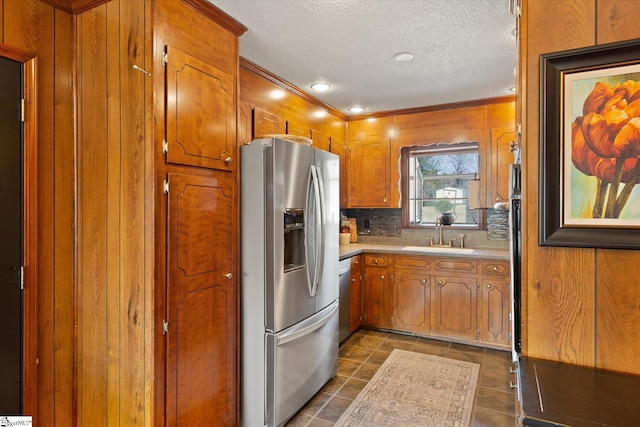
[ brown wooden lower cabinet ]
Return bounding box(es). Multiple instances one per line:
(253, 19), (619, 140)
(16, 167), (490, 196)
(349, 255), (362, 332)
(481, 278), (510, 346)
(392, 271), (431, 334)
(166, 173), (237, 425)
(362, 266), (390, 328)
(362, 254), (391, 328)
(432, 275), (478, 341)
(359, 253), (510, 349)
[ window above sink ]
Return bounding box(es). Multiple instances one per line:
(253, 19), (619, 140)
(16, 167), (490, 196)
(401, 142), (486, 229)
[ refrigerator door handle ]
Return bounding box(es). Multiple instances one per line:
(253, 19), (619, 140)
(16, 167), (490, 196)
(312, 167), (326, 296)
(276, 301), (338, 346)
(305, 165), (323, 296)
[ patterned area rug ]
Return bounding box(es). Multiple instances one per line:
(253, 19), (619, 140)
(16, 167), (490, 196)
(334, 349), (479, 427)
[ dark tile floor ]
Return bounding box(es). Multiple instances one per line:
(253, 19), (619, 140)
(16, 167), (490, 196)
(286, 328), (517, 427)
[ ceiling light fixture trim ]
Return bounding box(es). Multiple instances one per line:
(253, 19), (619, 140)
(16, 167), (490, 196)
(394, 51), (414, 62)
(311, 82), (331, 91)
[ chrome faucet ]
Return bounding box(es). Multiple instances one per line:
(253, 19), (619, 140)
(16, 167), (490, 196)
(429, 218), (449, 247)
(430, 218), (461, 248)
(435, 217), (444, 245)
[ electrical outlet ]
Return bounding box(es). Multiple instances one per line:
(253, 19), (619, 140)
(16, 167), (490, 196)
(364, 219), (370, 229)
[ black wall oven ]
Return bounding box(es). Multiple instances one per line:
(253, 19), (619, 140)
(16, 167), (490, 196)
(509, 164), (522, 361)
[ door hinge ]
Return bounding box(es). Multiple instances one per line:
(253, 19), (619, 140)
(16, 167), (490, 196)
(21, 99), (25, 122)
(476, 328), (480, 338)
(163, 320), (169, 335)
(162, 139), (169, 154)
(363, 313), (367, 321)
(162, 52), (168, 65)
(20, 266), (24, 290)
(163, 178), (169, 194)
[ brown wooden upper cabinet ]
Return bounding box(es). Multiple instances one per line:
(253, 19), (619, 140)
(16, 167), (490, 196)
(310, 129), (330, 151)
(329, 135), (348, 207)
(347, 117), (392, 207)
(165, 46), (235, 171)
(286, 120), (311, 139)
(490, 127), (516, 203)
(253, 106), (286, 137)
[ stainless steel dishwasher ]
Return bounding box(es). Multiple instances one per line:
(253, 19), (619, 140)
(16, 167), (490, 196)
(338, 258), (351, 343)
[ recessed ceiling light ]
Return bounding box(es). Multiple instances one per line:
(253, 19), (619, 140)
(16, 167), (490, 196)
(311, 82), (331, 92)
(269, 89), (286, 100)
(349, 106), (365, 113)
(394, 52), (414, 62)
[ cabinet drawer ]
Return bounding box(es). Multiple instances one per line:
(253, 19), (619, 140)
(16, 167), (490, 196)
(482, 260), (509, 276)
(351, 255), (361, 268)
(434, 258), (477, 274)
(394, 255), (430, 270)
(364, 254), (389, 267)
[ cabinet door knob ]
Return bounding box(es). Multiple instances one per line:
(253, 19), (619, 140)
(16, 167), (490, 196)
(493, 266), (499, 271)
(373, 259), (378, 264)
(224, 156), (232, 164)
(487, 284), (491, 288)
(421, 279), (426, 284)
(438, 280), (443, 285)
(225, 272), (233, 279)
(381, 275), (385, 279)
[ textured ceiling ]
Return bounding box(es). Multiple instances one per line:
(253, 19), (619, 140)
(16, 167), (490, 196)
(209, 0), (517, 115)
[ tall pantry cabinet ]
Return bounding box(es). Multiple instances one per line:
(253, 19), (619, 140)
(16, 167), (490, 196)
(76, 0), (245, 425)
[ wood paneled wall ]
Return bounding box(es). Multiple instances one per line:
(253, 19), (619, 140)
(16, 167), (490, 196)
(391, 101), (515, 208)
(1, 0), (75, 424)
(522, 0), (640, 373)
(76, 1), (152, 425)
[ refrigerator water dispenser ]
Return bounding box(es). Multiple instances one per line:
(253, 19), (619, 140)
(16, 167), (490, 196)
(283, 208), (305, 272)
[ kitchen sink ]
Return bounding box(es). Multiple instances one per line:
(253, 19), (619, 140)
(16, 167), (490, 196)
(401, 246), (475, 254)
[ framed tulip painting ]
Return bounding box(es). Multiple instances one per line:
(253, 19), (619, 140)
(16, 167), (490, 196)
(540, 39), (640, 249)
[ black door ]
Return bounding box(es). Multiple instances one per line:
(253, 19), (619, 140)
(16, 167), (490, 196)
(0, 56), (23, 414)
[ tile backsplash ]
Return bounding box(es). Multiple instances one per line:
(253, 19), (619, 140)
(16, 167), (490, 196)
(343, 209), (402, 237)
(342, 208), (509, 249)
(487, 208), (510, 241)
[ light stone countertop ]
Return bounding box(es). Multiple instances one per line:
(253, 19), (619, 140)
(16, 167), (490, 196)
(339, 242), (509, 261)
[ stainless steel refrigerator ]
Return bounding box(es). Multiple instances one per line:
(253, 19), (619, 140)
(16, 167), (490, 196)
(240, 137), (340, 427)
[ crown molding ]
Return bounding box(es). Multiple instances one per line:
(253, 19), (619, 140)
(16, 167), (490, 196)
(39, 0), (108, 14)
(346, 95), (516, 121)
(39, 0), (247, 35)
(181, 0), (247, 36)
(240, 57), (347, 120)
